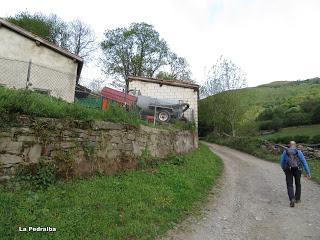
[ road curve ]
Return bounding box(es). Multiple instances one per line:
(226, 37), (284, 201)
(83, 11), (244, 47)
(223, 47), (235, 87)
(164, 143), (320, 240)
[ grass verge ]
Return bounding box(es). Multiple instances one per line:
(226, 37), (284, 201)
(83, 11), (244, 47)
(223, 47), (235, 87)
(0, 143), (223, 240)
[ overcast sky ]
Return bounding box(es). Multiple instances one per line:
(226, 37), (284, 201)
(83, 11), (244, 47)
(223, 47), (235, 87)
(1, 0), (320, 87)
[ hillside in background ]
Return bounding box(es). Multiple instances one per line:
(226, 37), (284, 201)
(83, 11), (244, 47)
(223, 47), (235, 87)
(199, 77), (320, 136)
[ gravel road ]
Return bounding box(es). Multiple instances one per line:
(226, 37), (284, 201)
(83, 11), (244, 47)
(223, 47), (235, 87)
(164, 143), (320, 240)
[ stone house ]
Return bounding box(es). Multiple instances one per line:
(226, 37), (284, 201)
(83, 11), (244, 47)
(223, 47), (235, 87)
(128, 76), (199, 125)
(0, 18), (83, 102)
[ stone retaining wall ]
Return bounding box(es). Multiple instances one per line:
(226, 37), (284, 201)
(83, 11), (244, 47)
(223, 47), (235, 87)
(0, 116), (198, 181)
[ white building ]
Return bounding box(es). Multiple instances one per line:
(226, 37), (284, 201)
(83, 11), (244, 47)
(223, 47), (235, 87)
(0, 18), (83, 102)
(128, 76), (199, 125)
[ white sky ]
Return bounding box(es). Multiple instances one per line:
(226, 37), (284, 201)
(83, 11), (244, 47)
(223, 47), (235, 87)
(1, 0), (320, 87)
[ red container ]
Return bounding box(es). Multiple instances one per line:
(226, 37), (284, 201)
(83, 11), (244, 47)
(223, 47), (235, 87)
(101, 87), (137, 106)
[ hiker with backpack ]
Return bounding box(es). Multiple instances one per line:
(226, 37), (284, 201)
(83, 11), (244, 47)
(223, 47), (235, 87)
(280, 141), (311, 207)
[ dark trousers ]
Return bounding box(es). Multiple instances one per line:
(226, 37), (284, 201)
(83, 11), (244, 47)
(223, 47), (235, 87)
(284, 167), (302, 201)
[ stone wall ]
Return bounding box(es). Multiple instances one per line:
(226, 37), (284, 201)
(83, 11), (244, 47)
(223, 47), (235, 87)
(0, 116), (198, 181)
(261, 140), (320, 159)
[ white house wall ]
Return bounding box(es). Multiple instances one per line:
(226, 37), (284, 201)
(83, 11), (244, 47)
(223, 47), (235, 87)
(0, 27), (78, 102)
(129, 80), (198, 125)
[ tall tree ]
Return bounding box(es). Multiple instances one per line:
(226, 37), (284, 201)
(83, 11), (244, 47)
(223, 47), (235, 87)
(68, 19), (96, 59)
(156, 52), (192, 81)
(101, 23), (193, 89)
(7, 12), (69, 48)
(7, 12), (96, 60)
(200, 56), (247, 98)
(200, 56), (247, 136)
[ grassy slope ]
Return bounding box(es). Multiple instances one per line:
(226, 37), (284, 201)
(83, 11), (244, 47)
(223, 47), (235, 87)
(0, 87), (141, 126)
(201, 78), (320, 123)
(261, 124), (320, 140)
(0, 144), (223, 240)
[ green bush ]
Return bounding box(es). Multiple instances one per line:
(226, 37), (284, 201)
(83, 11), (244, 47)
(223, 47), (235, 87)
(270, 136), (294, 144)
(311, 135), (320, 144)
(15, 159), (57, 190)
(293, 135), (310, 143)
(312, 105), (320, 124)
(283, 112), (311, 127)
(259, 120), (273, 130)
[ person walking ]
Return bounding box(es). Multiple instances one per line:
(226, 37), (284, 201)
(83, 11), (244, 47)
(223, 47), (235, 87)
(280, 141), (311, 207)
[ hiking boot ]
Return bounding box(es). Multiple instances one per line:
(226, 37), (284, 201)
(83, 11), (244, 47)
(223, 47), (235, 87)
(290, 200), (295, 207)
(295, 200), (301, 203)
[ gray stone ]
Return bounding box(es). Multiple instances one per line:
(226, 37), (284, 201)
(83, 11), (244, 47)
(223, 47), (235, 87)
(17, 135), (36, 142)
(60, 142), (76, 149)
(92, 121), (124, 130)
(0, 141), (22, 154)
(0, 154), (22, 166)
(110, 136), (122, 143)
(79, 132), (88, 138)
(0, 137), (11, 143)
(0, 132), (12, 137)
(107, 150), (120, 159)
(127, 133), (136, 140)
(28, 144), (42, 163)
(0, 176), (10, 182)
(123, 143), (133, 151)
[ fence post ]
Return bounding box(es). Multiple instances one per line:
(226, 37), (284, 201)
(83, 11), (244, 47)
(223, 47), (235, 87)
(26, 60), (32, 89)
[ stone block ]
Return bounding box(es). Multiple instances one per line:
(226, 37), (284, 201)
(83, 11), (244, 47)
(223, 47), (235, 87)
(0, 141), (22, 154)
(107, 150), (120, 159)
(123, 143), (133, 151)
(127, 133), (135, 141)
(0, 154), (22, 166)
(17, 135), (36, 142)
(0, 176), (10, 182)
(60, 142), (76, 149)
(0, 132), (12, 137)
(92, 121), (125, 130)
(110, 136), (122, 144)
(28, 144), (42, 163)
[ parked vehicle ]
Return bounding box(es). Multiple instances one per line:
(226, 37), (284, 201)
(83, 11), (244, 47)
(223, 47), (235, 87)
(136, 95), (189, 123)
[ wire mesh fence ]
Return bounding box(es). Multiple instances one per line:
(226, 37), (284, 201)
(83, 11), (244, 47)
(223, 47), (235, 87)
(0, 57), (77, 102)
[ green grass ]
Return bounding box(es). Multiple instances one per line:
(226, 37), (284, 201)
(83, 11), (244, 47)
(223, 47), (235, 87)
(0, 144), (223, 240)
(261, 124), (320, 140)
(0, 87), (141, 126)
(309, 161), (320, 184)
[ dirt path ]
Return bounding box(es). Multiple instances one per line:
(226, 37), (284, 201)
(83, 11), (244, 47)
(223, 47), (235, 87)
(164, 143), (320, 240)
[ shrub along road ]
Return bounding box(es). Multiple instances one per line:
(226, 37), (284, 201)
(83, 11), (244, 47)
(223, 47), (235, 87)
(165, 143), (320, 240)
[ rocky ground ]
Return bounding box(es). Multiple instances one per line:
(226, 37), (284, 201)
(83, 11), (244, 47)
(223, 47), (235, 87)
(163, 143), (320, 240)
